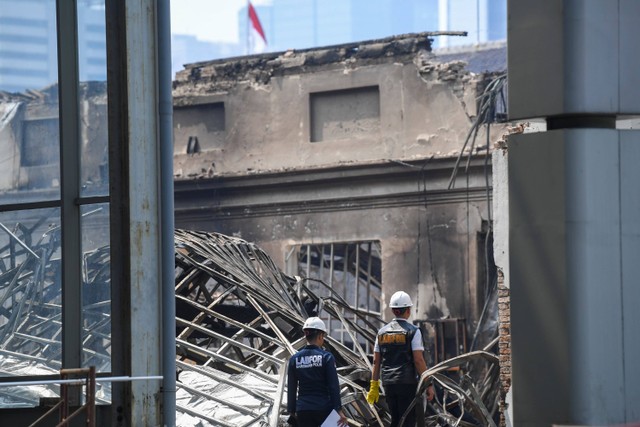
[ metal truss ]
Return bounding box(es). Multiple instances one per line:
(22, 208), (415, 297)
(174, 229), (381, 426)
(0, 221), (501, 426)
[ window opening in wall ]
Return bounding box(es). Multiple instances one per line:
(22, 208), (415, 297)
(309, 86), (380, 142)
(415, 318), (467, 367)
(20, 118), (61, 190)
(173, 102), (225, 153)
(21, 119), (60, 168)
(287, 241), (382, 353)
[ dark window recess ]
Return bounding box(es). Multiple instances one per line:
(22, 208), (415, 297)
(173, 103), (225, 152)
(415, 318), (468, 367)
(21, 119), (60, 167)
(186, 136), (200, 154)
(310, 86), (380, 142)
(477, 221), (497, 315)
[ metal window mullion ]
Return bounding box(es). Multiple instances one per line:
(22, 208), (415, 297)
(355, 244), (362, 350)
(317, 245), (324, 322)
(366, 242), (372, 313)
(306, 244), (310, 279)
(355, 245), (360, 309)
(328, 244), (333, 338)
(56, 0), (82, 370)
(367, 242), (380, 353)
(342, 244), (348, 344)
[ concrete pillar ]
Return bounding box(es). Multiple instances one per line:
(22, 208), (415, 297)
(126, 1), (163, 424)
(107, 1), (164, 425)
(507, 1), (640, 425)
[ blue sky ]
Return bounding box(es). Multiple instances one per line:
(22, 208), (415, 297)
(171, 0), (270, 43)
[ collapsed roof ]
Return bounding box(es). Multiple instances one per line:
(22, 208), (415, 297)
(0, 216), (500, 425)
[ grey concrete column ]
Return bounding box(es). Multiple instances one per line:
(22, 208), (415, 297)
(508, 0), (640, 120)
(509, 130), (640, 425)
(507, 1), (640, 425)
(124, 1), (163, 424)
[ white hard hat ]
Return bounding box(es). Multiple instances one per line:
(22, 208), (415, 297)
(389, 291), (413, 308)
(302, 316), (327, 333)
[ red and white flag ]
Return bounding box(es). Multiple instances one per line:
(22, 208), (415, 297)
(248, 1), (267, 53)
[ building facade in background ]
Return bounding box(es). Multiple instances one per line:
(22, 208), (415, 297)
(172, 34), (507, 360)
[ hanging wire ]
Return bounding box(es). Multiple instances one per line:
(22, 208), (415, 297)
(447, 74), (507, 190)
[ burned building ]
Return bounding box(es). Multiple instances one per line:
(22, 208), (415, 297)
(0, 32), (508, 425)
(172, 33), (507, 359)
(0, 85), (109, 195)
(1, 1), (637, 424)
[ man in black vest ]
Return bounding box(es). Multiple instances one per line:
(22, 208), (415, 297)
(366, 291), (434, 427)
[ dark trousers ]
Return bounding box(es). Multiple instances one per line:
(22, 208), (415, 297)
(296, 409), (331, 427)
(385, 383), (417, 427)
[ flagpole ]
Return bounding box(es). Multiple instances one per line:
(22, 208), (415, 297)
(247, 1), (267, 54)
(246, 0), (250, 55)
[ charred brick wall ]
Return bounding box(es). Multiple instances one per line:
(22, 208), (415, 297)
(497, 268), (511, 427)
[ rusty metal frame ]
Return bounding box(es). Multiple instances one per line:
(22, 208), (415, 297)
(27, 366), (96, 427)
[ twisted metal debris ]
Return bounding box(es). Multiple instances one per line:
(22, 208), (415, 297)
(174, 229), (382, 426)
(0, 210), (112, 406)
(0, 219), (501, 425)
(174, 229), (500, 426)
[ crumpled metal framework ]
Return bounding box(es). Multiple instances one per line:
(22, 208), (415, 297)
(0, 222), (501, 426)
(174, 229), (382, 426)
(0, 218), (111, 407)
(174, 229), (500, 427)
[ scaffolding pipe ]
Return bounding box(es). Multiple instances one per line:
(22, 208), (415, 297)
(0, 375), (163, 388)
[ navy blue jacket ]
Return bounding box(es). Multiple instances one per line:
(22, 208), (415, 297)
(287, 345), (342, 413)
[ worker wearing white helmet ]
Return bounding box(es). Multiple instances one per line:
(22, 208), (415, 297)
(287, 317), (348, 427)
(366, 291), (434, 427)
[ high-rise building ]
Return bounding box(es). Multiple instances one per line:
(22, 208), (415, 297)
(438, 0), (507, 47)
(0, 0), (106, 93)
(0, 0), (57, 92)
(168, 0), (506, 73)
(237, 0), (505, 54)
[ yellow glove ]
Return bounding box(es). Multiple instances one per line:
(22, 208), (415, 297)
(366, 380), (380, 404)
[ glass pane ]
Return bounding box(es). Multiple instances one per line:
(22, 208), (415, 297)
(0, 208), (62, 406)
(77, 0), (109, 197)
(0, 0), (60, 201)
(81, 203), (111, 403)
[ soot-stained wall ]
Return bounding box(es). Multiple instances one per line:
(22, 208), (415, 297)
(175, 34), (504, 336)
